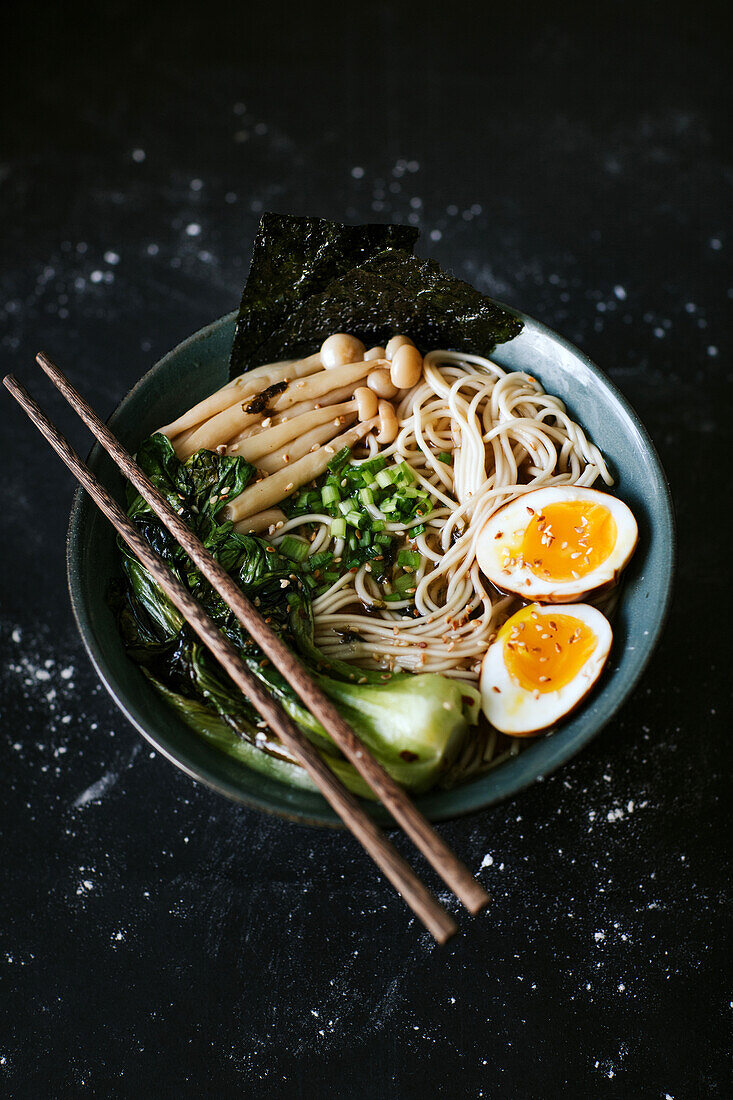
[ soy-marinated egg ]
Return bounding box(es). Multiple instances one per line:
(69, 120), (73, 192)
(480, 603), (612, 735)
(476, 486), (637, 603)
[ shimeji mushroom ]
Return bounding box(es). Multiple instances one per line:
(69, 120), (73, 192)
(178, 358), (381, 460)
(232, 508), (287, 535)
(256, 411), (359, 474)
(229, 400), (358, 462)
(228, 384), (361, 448)
(158, 354), (322, 439)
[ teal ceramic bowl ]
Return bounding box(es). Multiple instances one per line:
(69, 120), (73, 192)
(67, 311), (675, 826)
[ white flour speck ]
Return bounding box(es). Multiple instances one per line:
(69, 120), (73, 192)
(73, 770), (119, 808)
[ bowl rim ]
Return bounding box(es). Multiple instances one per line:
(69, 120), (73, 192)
(66, 308), (676, 826)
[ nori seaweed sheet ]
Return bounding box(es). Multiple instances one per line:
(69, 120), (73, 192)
(250, 249), (522, 365)
(229, 214), (418, 376)
(229, 214), (522, 379)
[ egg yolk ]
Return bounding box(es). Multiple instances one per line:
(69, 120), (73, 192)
(502, 609), (597, 693)
(520, 501), (617, 581)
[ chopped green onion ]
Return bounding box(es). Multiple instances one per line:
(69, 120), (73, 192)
(309, 552), (333, 569)
(437, 451), (452, 465)
(380, 498), (397, 513)
(330, 517), (347, 538)
(397, 549), (422, 568)
(321, 484), (340, 506)
(345, 510), (363, 528)
(410, 523), (426, 536)
(361, 456), (387, 476)
(371, 520), (386, 532)
(375, 468), (398, 489)
(327, 446), (351, 473)
(358, 487), (375, 506)
(280, 535), (309, 562)
(397, 461), (416, 484)
(374, 532), (392, 546)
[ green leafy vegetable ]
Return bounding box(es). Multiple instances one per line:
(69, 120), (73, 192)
(114, 435), (479, 796)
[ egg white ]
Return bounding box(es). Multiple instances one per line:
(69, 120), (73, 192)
(480, 602), (613, 735)
(475, 486), (637, 603)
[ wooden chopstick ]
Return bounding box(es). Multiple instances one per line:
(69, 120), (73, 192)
(4, 373), (458, 944)
(35, 352), (490, 917)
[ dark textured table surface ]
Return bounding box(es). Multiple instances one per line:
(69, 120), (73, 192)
(2, 3), (730, 1096)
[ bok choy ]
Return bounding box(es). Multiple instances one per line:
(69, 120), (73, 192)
(113, 433), (479, 796)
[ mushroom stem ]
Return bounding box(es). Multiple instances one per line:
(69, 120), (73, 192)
(229, 401), (356, 462)
(223, 417), (379, 522)
(256, 411), (358, 473)
(178, 358), (380, 460)
(158, 353), (322, 439)
(232, 508), (286, 535)
(229, 385), (361, 447)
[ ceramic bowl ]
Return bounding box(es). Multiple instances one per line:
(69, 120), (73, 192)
(67, 311), (675, 825)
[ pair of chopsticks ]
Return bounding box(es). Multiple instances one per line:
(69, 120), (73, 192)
(4, 354), (490, 943)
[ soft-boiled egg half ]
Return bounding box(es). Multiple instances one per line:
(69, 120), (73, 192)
(480, 603), (612, 735)
(476, 486), (637, 603)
